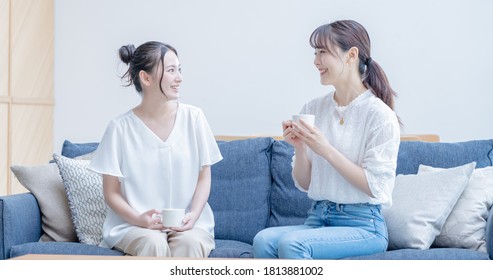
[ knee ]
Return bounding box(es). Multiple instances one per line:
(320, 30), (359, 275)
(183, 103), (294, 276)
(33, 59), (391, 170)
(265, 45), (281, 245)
(136, 234), (170, 257)
(170, 231), (214, 258)
(253, 229), (278, 258)
(253, 230), (267, 247)
(253, 229), (270, 251)
(277, 234), (307, 259)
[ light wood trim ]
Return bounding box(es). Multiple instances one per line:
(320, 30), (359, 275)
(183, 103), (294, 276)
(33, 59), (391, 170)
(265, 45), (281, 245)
(11, 96), (54, 105)
(215, 135), (284, 141)
(216, 134), (440, 142)
(0, 96), (10, 103)
(400, 134), (440, 142)
(10, 254), (207, 260)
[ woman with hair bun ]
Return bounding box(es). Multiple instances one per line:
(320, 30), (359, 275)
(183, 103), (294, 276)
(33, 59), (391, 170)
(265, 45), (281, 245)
(88, 41), (222, 257)
(253, 20), (400, 259)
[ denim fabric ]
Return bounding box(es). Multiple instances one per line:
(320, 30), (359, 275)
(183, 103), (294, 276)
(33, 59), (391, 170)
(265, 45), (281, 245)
(253, 201), (388, 259)
(269, 140), (312, 227)
(397, 139), (493, 175)
(10, 242), (123, 258)
(209, 137), (274, 244)
(209, 239), (253, 258)
(0, 193), (42, 259)
(61, 140), (99, 158)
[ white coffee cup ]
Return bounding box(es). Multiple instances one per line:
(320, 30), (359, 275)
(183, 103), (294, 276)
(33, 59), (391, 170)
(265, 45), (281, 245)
(292, 114), (315, 128)
(157, 208), (185, 227)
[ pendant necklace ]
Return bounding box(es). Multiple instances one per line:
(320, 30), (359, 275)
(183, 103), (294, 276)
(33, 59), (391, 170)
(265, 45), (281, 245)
(335, 106), (347, 126)
(333, 89), (368, 126)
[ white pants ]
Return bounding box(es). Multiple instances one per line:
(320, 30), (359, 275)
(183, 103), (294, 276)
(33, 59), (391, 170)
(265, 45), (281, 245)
(114, 227), (215, 257)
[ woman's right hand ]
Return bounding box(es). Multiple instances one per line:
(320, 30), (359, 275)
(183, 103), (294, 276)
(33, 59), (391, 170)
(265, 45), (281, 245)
(138, 209), (164, 230)
(282, 120), (305, 150)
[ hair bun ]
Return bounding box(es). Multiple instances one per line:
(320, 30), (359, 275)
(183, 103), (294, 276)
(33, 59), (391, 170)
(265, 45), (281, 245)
(119, 44), (136, 64)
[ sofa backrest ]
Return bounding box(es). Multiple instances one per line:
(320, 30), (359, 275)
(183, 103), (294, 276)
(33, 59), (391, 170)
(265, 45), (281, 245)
(269, 140), (312, 227)
(397, 139), (493, 175)
(209, 137), (274, 245)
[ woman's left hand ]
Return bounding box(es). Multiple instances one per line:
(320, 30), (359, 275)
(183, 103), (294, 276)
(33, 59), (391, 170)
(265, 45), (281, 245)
(167, 211), (198, 232)
(291, 120), (332, 158)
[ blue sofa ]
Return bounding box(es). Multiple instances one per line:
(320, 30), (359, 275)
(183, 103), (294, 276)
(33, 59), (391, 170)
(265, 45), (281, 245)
(1, 137), (492, 259)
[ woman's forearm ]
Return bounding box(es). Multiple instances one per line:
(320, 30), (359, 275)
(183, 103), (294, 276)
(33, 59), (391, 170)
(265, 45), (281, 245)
(292, 147), (312, 190)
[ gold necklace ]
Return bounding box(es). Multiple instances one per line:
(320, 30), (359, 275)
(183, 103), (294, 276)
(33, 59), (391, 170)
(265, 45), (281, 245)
(334, 89), (368, 126)
(335, 106), (347, 126)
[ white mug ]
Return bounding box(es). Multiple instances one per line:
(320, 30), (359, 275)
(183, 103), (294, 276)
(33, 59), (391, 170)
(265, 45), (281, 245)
(156, 208), (185, 227)
(292, 114), (315, 128)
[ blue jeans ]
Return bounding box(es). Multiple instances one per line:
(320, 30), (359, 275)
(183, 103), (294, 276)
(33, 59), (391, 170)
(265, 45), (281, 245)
(253, 200), (388, 259)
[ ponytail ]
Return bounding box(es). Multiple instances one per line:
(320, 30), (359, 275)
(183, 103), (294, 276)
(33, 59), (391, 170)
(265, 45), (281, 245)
(362, 58), (396, 110)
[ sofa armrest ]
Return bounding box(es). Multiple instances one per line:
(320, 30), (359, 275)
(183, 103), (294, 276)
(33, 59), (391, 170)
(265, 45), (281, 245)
(486, 207), (493, 260)
(0, 193), (42, 259)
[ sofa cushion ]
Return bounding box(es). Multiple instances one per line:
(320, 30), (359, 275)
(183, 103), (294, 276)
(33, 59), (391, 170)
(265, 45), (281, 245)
(419, 165), (493, 252)
(209, 239), (253, 258)
(383, 162), (475, 250)
(53, 154), (107, 246)
(396, 139), (493, 175)
(9, 242), (123, 258)
(269, 140), (312, 227)
(209, 138), (274, 245)
(344, 248), (489, 260)
(10, 163), (77, 243)
(61, 140), (99, 158)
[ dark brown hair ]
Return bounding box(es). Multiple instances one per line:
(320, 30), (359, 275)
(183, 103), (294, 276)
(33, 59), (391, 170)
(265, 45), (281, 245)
(119, 41), (177, 95)
(309, 20), (396, 110)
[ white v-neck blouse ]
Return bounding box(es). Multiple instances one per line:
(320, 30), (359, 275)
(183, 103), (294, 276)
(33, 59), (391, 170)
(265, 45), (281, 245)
(295, 89), (400, 208)
(88, 103), (223, 248)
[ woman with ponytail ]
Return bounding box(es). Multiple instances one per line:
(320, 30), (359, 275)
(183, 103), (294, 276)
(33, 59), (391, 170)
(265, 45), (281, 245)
(88, 41), (222, 257)
(253, 20), (400, 259)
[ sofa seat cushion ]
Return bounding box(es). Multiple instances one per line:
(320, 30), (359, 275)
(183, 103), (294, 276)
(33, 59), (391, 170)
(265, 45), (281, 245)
(344, 248), (489, 260)
(397, 139), (493, 175)
(209, 138), (274, 245)
(9, 242), (123, 258)
(269, 140), (312, 227)
(209, 239), (253, 258)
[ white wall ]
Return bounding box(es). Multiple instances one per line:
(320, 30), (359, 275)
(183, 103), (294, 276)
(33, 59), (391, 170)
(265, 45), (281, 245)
(54, 0), (493, 151)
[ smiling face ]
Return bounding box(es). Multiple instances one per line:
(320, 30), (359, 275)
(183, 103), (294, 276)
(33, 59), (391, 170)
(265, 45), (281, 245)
(313, 46), (348, 87)
(157, 50), (182, 100)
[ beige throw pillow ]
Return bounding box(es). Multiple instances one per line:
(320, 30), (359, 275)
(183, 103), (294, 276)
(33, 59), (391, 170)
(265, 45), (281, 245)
(10, 163), (77, 242)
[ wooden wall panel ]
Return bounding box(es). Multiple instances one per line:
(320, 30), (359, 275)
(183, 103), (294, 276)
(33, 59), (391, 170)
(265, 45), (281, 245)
(1, 0), (54, 195)
(0, 0), (9, 98)
(10, 0), (54, 102)
(10, 104), (53, 194)
(0, 104), (7, 195)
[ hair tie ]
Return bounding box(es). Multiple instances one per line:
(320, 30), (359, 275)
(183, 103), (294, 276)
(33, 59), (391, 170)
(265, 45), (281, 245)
(365, 57), (372, 66)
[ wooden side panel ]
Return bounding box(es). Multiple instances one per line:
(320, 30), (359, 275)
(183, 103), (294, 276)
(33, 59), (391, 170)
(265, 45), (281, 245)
(0, 104), (7, 195)
(0, 0), (9, 98)
(10, 0), (54, 102)
(10, 104), (53, 194)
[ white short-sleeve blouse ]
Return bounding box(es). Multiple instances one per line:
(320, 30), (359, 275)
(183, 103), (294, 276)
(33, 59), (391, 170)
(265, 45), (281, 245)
(88, 102), (223, 248)
(294, 89), (400, 208)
